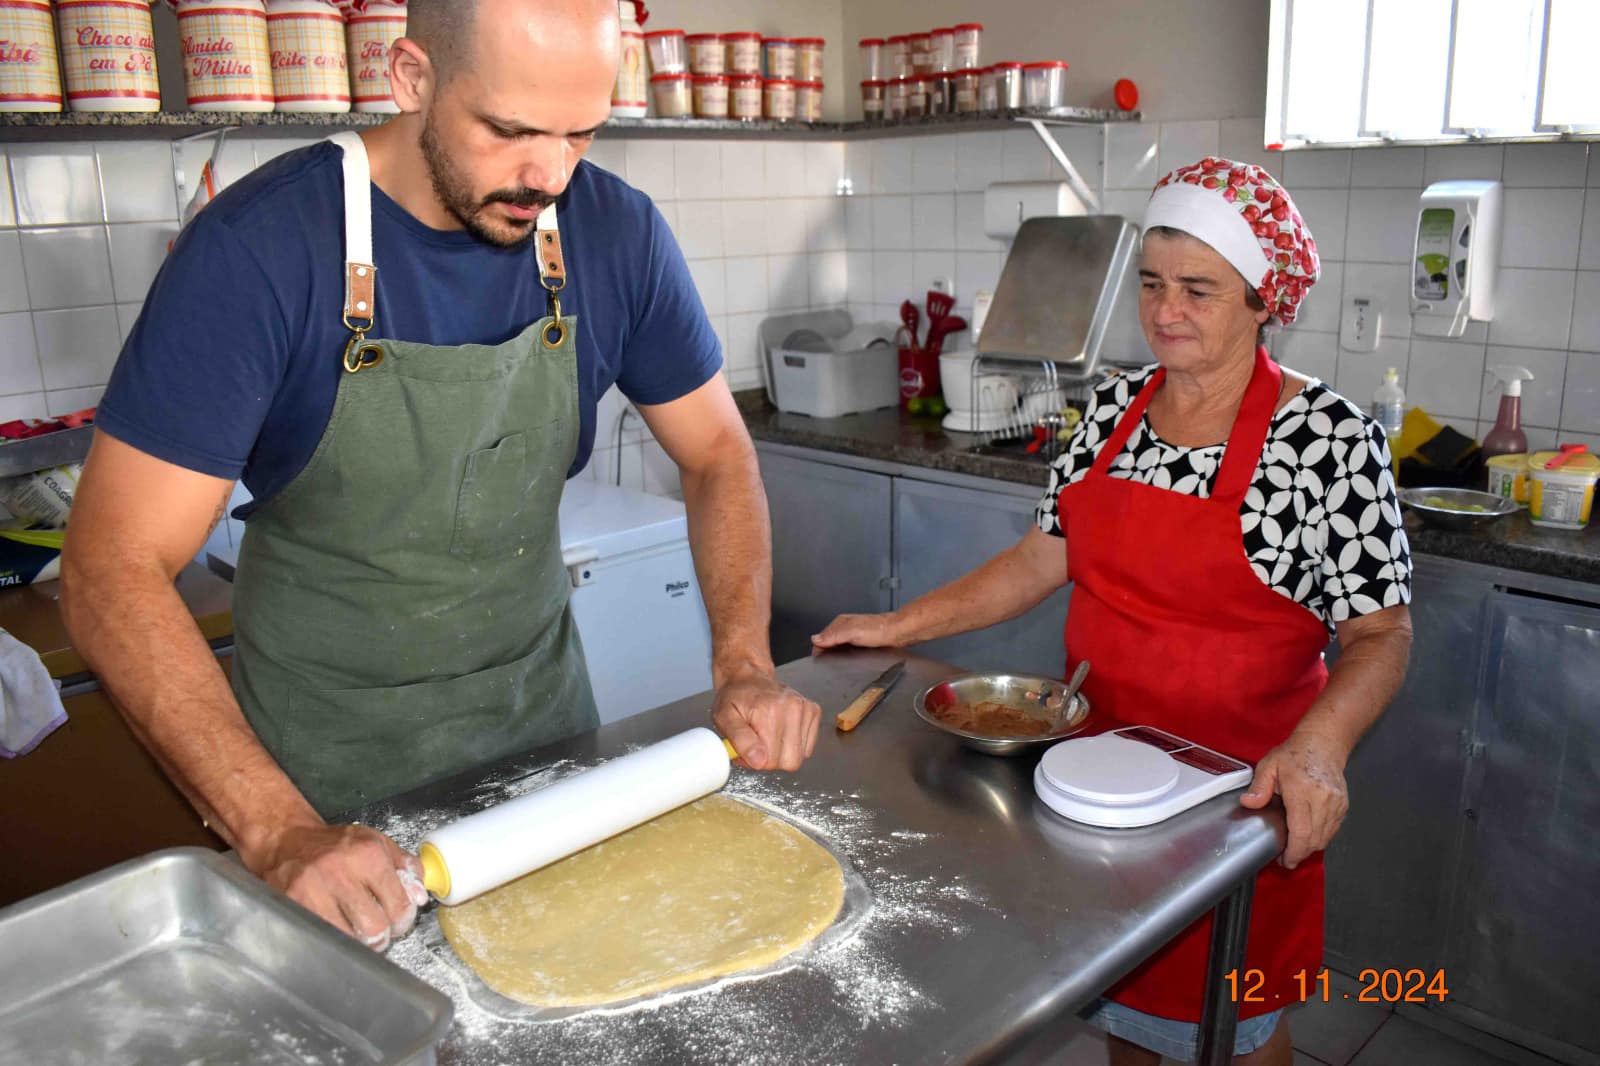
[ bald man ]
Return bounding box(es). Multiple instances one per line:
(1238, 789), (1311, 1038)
(60, 0), (820, 949)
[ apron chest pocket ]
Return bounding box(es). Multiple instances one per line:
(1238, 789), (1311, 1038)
(451, 430), (554, 559)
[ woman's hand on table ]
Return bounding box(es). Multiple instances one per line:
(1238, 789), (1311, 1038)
(811, 612), (904, 651)
(1239, 728), (1351, 870)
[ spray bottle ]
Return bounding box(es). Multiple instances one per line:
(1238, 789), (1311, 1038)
(1481, 365), (1533, 460)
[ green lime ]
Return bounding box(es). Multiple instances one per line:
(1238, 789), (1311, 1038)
(925, 396), (948, 417)
(907, 396), (926, 415)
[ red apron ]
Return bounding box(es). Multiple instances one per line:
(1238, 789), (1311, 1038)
(1061, 347), (1329, 1022)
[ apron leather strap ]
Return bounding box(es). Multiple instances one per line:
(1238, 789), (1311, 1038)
(329, 131), (377, 331)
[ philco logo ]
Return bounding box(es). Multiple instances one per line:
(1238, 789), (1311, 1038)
(665, 580), (690, 598)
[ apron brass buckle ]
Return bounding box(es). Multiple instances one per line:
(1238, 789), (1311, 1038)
(542, 293), (567, 349)
(343, 331), (385, 374)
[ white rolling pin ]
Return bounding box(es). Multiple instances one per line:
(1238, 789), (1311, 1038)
(418, 727), (738, 905)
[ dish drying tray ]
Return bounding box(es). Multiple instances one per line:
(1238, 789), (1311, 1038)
(0, 848), (453, 1066)
(961, 357), (1099, 462)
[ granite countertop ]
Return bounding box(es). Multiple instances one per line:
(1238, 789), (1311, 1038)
(735, 392), (1600, 587)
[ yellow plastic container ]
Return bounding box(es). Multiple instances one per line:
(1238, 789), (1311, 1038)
(1485, 453), (1530, 507)
(1527, 451), (1599, 530)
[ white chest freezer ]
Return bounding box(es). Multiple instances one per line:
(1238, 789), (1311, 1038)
(558, 479), (713, 724)
(208, 480), (713, 725)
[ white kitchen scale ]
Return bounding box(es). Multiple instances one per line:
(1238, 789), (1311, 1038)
(1033, 725), (1254, 828)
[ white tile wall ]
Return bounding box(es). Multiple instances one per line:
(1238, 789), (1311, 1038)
(1, 124), (1598, 495)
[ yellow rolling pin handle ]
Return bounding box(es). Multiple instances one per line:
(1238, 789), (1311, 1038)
(724, 738), (740, 760)
(419, 842), (450, 900)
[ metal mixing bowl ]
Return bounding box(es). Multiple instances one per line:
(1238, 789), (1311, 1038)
(913, 673), (1092, 757)
(1400, 487), (1516, 531)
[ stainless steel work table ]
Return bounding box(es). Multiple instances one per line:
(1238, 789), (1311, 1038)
(367, 649), (1287, 1065)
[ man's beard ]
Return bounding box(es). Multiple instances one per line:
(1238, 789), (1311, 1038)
(420, 116), (558, 249)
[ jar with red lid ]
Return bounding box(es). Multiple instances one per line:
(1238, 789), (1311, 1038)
(954, 23), (983, 69)
(762, 36), (794, 79)
(56, 0), (161, 112)
(992, 61), (1023, 109)
(723, 32), (761, 76)
(859, 77), (885, 120)
(650, 70), (690, 116)
(686, 32), (722, 75)
(859, 37), (884, 81)
(887, 35), (911, 80)
(927, 71), (952, 115)
(728, 72), (762, 119)
(692, 73), (727, 117)
(906, 73), (928, 118)
(1023, 60), (1068, 109)
(0, 0), (61, 112)
(796, 79), (822, 123)
(763, 77), (795, 122)
(887, 76), (909, 120)
(794, 37), (824, 82)
(644, 29), (686, 75)
(909, 32), (931, 74)
(929, 27), (954, 73)
(951, 67), (980, 114)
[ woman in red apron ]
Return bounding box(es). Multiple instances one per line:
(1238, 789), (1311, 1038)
(816, 158), (1414, 1064)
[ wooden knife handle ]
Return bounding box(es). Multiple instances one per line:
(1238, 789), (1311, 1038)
(836, 686), (887, 732)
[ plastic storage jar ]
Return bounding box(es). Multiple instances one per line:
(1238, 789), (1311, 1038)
(929, 27), (954, 72)
(887, 76), (909, 120)
(978, 65), (999, 111)
(927, 71), (952, 115)
(762, 37), (795, 79)
(906, 73), (928, 118)
(345, 0), (404, 112)
(887, 35), (911, 79)
(952, 67), (980, 113)
(796, 80), (822, 123)
(266, 0), (348, 113)
(1528, 452), (1600, 529)
(763, 77), (795, 122)
(795, 37), (825, 82)
(860, 78), (885, 119)
(1485, 454), (1530, 507)
(175, 0), (273, 111)
(859, 38), (884, 81)
(55, 0), (160, 112)
(685, 33), (721, 75)
(723, 32), (761, 76)
(729, 72), (762, 119)
(1023, 61), (1068, 109)
(692, 74), (727, 118)
(650, 71), (690, 117)
(954, 23), (983, 69)
(645, 29), (685, 74)
(992, 61), (1024, 108)
(909, 32), (931, 74)
(0, 0), (59, 111)
(610, 0), (646, 117)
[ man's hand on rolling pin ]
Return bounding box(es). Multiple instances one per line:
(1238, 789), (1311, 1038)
(242, 821), (431, 952)
(712, 673), (821, 772)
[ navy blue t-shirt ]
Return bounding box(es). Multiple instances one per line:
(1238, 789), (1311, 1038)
(98, 142), (721, 517)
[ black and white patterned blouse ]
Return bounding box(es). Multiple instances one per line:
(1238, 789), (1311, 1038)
(1035, 366), (1413, 634)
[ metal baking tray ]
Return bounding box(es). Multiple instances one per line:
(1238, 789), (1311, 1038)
(0, 847), (452, 1065)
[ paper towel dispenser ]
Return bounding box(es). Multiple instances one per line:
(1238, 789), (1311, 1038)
(975, 215), (1153, 379)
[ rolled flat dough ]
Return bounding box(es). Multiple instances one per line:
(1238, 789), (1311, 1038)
(437, 794), (845, 1007)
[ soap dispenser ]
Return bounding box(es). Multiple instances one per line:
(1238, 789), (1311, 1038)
(1411, 180), (1502, 338)
(1482, 365), (1532, 460)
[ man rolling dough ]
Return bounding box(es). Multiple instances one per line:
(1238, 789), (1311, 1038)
(60, 0), (819, 950)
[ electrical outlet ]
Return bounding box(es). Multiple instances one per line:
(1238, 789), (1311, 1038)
(1341, 294), (1381, 353)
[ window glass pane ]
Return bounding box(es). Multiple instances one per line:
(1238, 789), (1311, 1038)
(1283, 0), (1368, 142)
(1447, 0), (1542, 134)
(1364, 0), (1453, 138)
(1540, 0), (1600, 130)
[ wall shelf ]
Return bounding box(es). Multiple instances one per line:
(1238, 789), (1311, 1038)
(0, 105), (1139, 143)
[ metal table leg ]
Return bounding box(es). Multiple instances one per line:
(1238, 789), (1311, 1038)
(1196, 877), (1255, 1066)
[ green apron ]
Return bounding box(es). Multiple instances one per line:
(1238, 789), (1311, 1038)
(230, 132), (598, 816)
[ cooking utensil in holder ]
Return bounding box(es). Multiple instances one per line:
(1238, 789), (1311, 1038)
(966, 355), (1098, 462)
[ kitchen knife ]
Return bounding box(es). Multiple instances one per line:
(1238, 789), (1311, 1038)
(835, 661), (906, 732)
